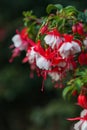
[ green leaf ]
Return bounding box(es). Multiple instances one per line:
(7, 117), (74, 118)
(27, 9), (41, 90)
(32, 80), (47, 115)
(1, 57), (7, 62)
(46, 4), (63, 14)
(54, 4), (63, 10)
(63, 86), (73, 99)
(74, 78), (83, 90)
(78, 12), (86, 22)
(64, 6), (78, 16)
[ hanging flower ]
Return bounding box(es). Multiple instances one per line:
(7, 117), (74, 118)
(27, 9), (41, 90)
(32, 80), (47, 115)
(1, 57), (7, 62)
(44, 29), (62, 49)
(74, 109), (87, 130)
(78, 52), (87, 65)
(27, 47), (39, 64)
(36, 55), (51, 70)
(10, 5), (87, 129)
(40, 24), (48, 34)
(72, 22), (84, 35)
(78, 94), (87, 109)
(12, 28), (29, 51)
(59, 34), (81, 58)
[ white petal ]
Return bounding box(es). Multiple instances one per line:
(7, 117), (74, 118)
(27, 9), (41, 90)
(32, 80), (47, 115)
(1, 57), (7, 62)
(27, 47), (38, 64)
(51, 37), (58, 48)
(44, 35), (55, 46)
(74, 120), (83, 130)
(80, 109), (87, 117)
(12, 34), (22, 47)
(81, 121), (87, 130)
(83, 38), (87, 47)
(44, 35), (51, 44)
(49, 72), (60, 81)
(71, 41), (81, 53)
(59, 42), (72, 58)
(36, 56), (50, 70)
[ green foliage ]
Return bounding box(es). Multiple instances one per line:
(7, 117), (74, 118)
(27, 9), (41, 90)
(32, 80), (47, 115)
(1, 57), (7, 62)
(63, 66), (87, 99)
(46, 4), (63, 14)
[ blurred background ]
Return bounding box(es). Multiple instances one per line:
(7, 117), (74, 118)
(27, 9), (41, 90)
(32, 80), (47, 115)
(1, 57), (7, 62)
(0, 0), (87, 130)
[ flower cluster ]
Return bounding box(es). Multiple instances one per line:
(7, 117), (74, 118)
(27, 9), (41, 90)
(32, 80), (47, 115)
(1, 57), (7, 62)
(10, 4), (87, 130)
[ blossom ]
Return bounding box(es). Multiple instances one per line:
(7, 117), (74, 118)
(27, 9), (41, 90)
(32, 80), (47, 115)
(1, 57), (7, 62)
(78, 52), (87, 65)
(44, 29), (62, 49)
(78, 94), (87, 109)
(72, 22), (84, 35)
(48, 72), (60, 81)
(40, 24), (48, 34)
(59, 35), (81, 58)
(74, 109), (87, 130)
(36, 55), (51, 70)
(12, 34), (28, 51)
(27, 47), (39, 64)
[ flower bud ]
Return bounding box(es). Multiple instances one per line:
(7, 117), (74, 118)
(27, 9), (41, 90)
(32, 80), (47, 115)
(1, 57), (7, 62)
(40, 25), (48, 34)
(77, 23), (84, 35)
(78, 52), (87, 65)
(72, 25), (77, 33)
(78, 94), (87, 109)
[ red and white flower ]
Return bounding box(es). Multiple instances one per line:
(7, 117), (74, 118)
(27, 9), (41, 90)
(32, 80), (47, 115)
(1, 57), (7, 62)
(74, 109), (87, 130)
(44, 29), (62, 49)
(36, 55), (51, 70)
(59, 35), (81, 58)
(12, 28), (29, 51)
(27, 47), (39, 64)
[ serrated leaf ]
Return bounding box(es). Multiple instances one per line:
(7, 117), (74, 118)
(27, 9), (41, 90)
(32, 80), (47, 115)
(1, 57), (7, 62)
(46, 4), (63, 14)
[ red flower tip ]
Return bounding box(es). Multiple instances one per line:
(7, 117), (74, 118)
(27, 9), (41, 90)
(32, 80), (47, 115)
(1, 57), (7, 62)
(20, 27), (28, 39)
(40, 25), (48, 34)
(78, 94), (87, 109)
(47, 28), (60, 36)
(78, 52), (87, 65)
(72, 25), (77, 33)
(63, 34), (73, 42)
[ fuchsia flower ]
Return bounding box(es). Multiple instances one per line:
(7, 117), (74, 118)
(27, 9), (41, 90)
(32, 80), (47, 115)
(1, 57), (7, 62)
(9, 5), (87, 130)
(10, 28), (29, 62)
(36, 56), (51, 70)
(26, 40), (51, 70)
(44, 29), (62, 49)
(72, 22), (84, 35)
(69, 109), (87, 130)
(27, 47), (39, 64)
(40, 24), (48, 34)
(74, 110), (87, 130)
(12, 28), (29, 50)
(78, 94), (87, 109)
(59, 34), (81, 58)
(78, 52), (87, 65)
